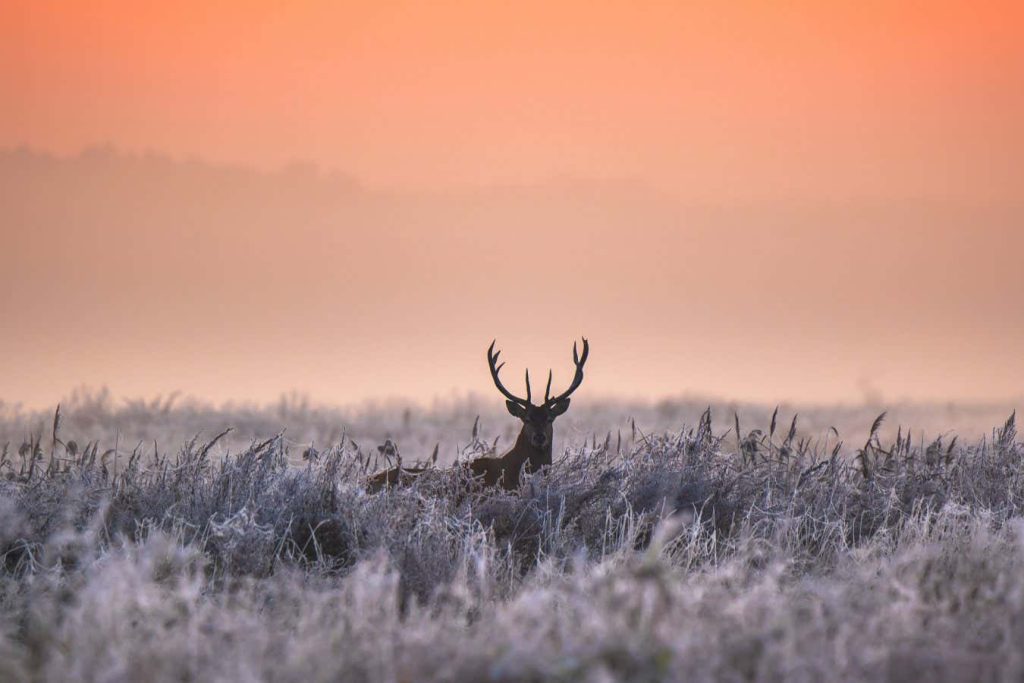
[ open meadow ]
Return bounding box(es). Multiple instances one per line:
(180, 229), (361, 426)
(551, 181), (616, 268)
(6, 2), (1023, 681)
(1, 393), (1022, 682)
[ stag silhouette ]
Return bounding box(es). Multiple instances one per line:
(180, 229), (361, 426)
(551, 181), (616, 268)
(365, 338), (590, 493)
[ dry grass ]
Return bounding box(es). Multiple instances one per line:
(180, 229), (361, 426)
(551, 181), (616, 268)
(0, 396), (1022, 681)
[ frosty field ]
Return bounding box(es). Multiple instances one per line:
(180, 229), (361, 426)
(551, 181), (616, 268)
(0, 392), (1022, 682)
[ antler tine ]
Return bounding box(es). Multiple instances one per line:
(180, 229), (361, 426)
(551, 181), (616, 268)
(574, 338), (590, 366)
(525, 368), (532, 404)
(544, 369), (553, 403)
(487, 339), (530, 405)
(544, 337), (590, 406)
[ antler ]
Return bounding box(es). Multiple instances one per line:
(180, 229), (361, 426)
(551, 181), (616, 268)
(544, 338), (590, 406)
(487, 340), (532, 406)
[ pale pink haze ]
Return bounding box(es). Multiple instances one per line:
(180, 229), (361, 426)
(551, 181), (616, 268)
(1, 1), (1022, 409)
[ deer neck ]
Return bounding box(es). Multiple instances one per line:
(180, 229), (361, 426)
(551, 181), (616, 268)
(509, 428), (549, 468)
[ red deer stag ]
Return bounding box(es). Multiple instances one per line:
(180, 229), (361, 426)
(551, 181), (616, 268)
(365, 338), (590, 493)
(464, 338), (589, 490)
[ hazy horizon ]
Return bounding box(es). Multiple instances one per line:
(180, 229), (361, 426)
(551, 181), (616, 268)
(4, 2), (1023, 410)
(2, 146), (1022, 410)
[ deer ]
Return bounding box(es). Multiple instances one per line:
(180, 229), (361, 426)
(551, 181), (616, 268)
(363, 442), (438, 494)
(364, 338), (590, 493)
(463, 338), (589, 490)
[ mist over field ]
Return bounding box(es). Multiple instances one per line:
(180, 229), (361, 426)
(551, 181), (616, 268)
(3, 147), (1023, 410)
(0, 388), (1018, 467)
(1, 148), (1022, 681)
(2, 147), (1021, 681)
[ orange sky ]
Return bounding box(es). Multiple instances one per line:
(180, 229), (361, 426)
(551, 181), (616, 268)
(2, 1), (1023, 408)
(5, 1), (1023, 197)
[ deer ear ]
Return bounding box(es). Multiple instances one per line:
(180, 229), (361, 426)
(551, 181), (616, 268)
(548, 398), (571, 417)
(506, 401), (528, 418)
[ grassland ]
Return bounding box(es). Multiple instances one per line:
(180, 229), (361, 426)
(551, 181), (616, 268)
(0, 392), (1021, 682)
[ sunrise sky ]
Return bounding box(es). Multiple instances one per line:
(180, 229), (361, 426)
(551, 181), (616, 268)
(2, 1), (1023, 409)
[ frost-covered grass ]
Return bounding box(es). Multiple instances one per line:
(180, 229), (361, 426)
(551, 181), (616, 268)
(0, 388), (1012, 466)
(0, 398), (1022, 682)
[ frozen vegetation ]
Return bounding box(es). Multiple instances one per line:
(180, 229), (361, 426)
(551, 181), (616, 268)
(0, 392), (1022, 682)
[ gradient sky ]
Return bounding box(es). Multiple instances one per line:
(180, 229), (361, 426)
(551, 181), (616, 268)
(2, 1), (1023, 408)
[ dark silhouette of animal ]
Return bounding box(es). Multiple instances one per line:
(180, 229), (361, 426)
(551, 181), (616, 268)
(365, 338), (590, 493)
(363, 444), (438, 493)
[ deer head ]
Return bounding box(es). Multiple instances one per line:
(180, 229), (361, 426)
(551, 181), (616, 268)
(487, 338), (590, 473)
